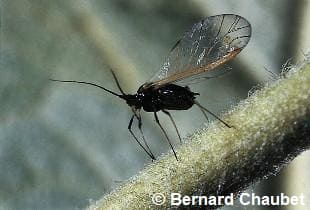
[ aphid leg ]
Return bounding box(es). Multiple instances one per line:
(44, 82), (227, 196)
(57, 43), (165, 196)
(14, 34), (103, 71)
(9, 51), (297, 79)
(195, 101), (231, 128)
(128, 114), (156, 160)
(136, 111), (156, 160)
(162, 110), (182, 143)
(154, 112), (178, 161)
(110, 69), (126, 95)
(198, 106), (210, 123)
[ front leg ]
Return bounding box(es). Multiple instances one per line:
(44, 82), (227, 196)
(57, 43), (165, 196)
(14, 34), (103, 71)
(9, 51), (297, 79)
(136, 110), (156, 159)
(128, 114), (156, 160)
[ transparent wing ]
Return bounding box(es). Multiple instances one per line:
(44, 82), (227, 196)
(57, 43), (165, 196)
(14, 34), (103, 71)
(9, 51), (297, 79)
(149, 14), (251, 86)
(175, 65), (232, 86)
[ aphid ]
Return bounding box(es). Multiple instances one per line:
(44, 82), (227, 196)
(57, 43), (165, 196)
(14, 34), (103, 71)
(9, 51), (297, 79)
(51, 14), (251, 160)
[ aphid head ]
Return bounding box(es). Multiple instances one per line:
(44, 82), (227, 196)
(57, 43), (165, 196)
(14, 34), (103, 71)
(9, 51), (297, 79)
(121, 94), (142, 109)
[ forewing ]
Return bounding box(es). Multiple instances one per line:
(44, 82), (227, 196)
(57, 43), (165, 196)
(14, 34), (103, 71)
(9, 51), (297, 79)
(149, 14), (251, 86)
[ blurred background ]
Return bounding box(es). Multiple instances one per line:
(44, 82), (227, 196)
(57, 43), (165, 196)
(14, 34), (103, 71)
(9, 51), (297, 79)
(1, 0), (309, 209)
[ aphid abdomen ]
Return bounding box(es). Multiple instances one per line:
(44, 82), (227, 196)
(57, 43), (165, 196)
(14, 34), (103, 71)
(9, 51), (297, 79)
(155, 84), (197, 111)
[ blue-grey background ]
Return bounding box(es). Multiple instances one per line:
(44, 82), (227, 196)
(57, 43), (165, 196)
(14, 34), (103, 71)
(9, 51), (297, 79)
(1, 0), (309, 209)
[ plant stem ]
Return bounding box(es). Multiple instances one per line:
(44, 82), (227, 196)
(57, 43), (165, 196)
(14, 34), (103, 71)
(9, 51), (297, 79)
(87, 59), (310, 210)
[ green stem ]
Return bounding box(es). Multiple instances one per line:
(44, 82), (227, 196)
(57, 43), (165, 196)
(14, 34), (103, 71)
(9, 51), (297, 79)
(87, 58), (310, 210)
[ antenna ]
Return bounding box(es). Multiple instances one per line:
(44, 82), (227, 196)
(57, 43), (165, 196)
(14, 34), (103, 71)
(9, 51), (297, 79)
(49, 79), (122, 98)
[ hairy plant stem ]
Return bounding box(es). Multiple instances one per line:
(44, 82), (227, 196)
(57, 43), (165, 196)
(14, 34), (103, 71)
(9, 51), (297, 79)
(88, 59), (310, 210)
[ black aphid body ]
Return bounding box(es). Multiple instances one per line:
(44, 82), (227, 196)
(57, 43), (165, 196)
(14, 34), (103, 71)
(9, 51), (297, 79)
(123, 84), (199, 112)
